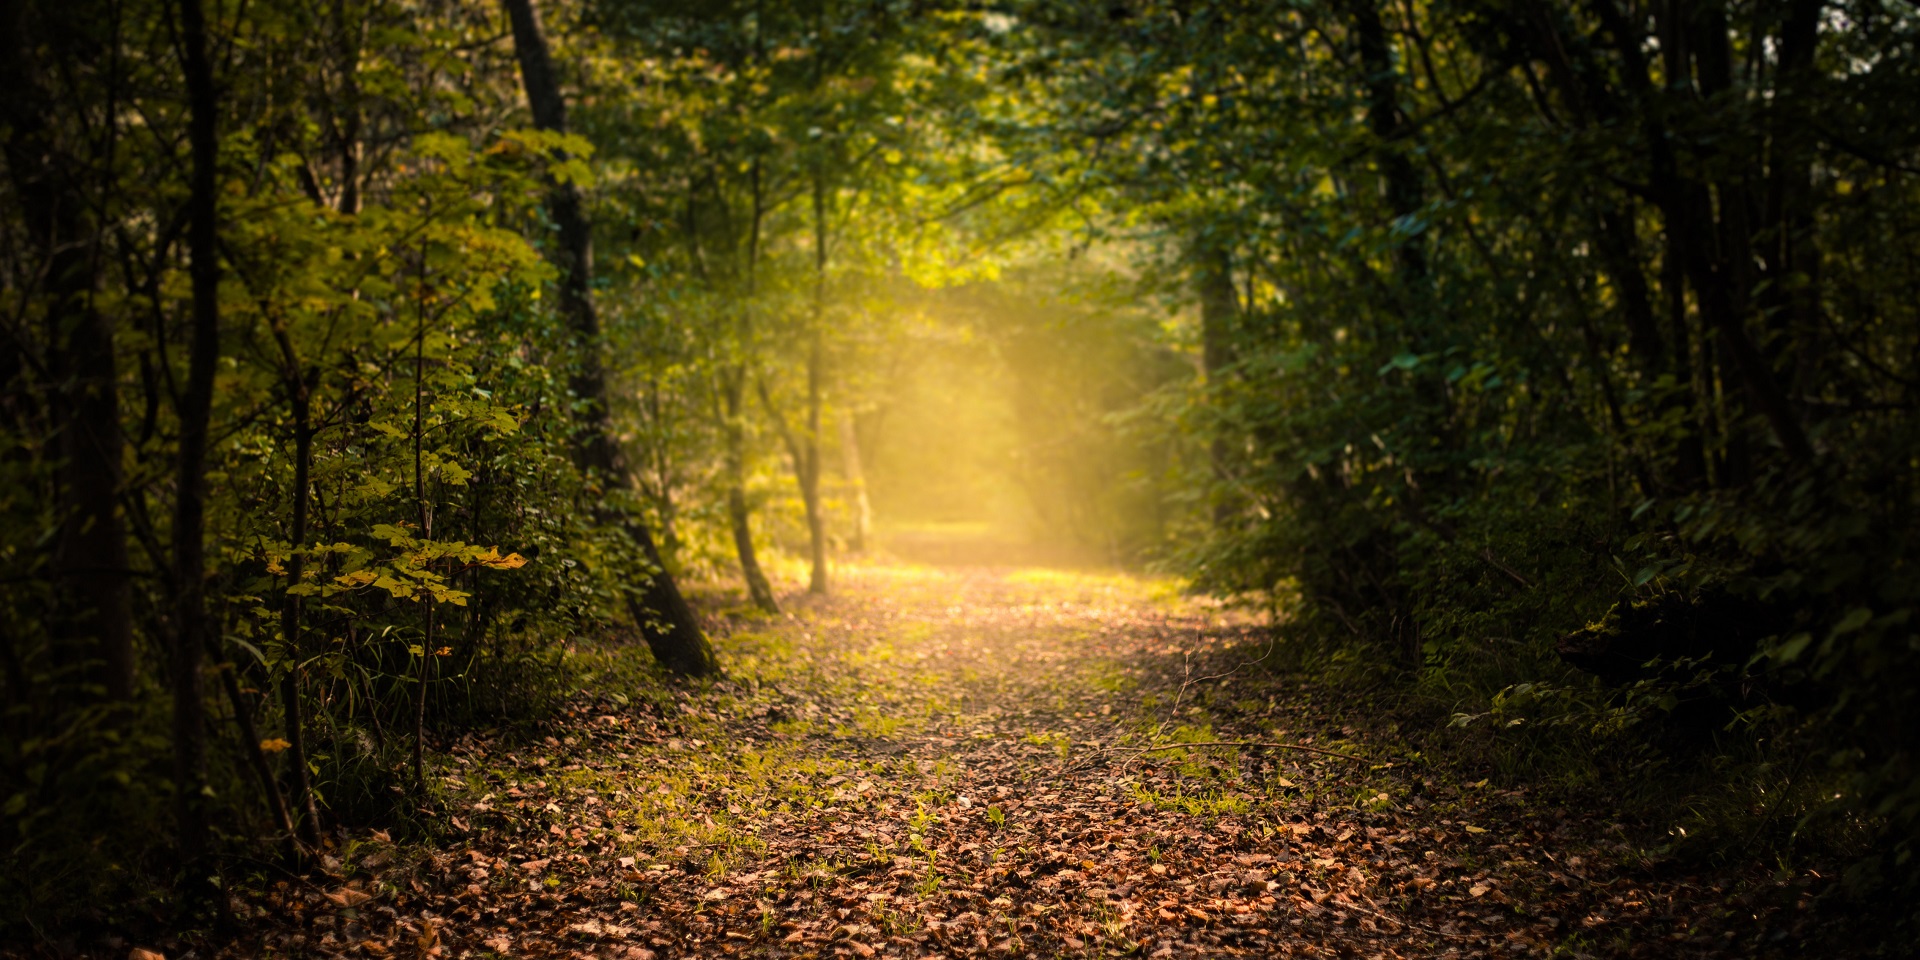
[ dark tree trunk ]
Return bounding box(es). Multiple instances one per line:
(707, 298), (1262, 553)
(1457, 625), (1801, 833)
(1643, 0), (1815, 468)
(276, 372), (321, 847)
(171, 0), (220, 891)
(1194, 238), (1237, 526)
(1351, 0), (1433, 665)
(1760, 0), (1824, 397)
(330, 0), (362, 216)
(1352, 0), (1426, 288)
(212, 629), (296, 858)
(500, 0), (716, 674)
(1561, 0), (1709, 487)
(0, 0), (135, 705)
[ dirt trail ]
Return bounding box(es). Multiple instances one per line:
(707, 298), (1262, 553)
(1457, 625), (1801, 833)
(228, 561), (1819, 960)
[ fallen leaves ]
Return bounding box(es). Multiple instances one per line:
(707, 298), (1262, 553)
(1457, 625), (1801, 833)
(186, 563), (1854, 960)
(321, 887), (372, 909)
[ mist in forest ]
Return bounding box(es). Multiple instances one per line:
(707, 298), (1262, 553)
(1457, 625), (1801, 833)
(5, 0), (1920, 951)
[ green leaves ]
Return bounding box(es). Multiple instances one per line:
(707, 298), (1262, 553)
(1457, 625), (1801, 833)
(333, 525), (527, 606)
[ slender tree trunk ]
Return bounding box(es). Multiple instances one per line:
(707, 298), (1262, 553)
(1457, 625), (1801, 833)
(274, 353), (321, 847)
(725, 369), (780, 613)
(410, 267), (434, 790)
(171, 0), (220, 891)
(645, 380), (682, 554)
(412, 598), (433, 787)
(727, 156), (780, 612)
(804, 328), (826, 595)
(500, 0), (716, 674)
(213, 633), (296, 857)
(839, 409), (870, 553)
(804, 168), (828, 595)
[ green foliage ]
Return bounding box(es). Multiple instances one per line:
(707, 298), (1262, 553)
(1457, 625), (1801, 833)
(995, 0), (1920, 887)
(0, 0), (665, 935)
(5, 0), (1919, 941)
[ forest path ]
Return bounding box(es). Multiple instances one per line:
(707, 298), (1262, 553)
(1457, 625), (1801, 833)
(243, 561), (1783, 960)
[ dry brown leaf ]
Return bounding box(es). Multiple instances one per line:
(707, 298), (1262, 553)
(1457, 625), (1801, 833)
(323, 887), (373, 908)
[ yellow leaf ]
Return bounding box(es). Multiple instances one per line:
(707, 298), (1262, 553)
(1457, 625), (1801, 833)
(1463, 824), (1488, 834)
(259, 738), (291, 753)
(471, 547), (527, 569)
(335, 570), (378, 588)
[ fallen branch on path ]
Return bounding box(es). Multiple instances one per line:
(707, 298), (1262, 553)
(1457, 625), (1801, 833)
(1119, 740), (1377, 764)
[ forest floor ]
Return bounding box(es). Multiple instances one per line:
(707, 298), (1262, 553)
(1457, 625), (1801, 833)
(196, 558), (1857, 960)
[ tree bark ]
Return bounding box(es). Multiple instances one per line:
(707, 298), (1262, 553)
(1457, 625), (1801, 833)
(725, 155), (780, 613)
(0, 0), (135, 705)
(804, 169), (829, 595)
(269, 323), (322, 847)
(1350, 0), (1432, 665)
(500, 0), (716, 674)
(212, 630), (296, 858)
(1194, 238), (1237, 526)
(1658, 0), (1816, 467)
(725, 369), (780, 613)
(172, 0), (220, 891)
(839, 409), (871, 553)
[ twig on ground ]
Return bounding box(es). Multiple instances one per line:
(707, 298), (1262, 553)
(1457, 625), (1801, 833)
(1118, 740), (1376, 764)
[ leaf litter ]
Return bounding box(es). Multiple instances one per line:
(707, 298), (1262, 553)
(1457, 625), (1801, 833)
(188, 562), (1854, 960)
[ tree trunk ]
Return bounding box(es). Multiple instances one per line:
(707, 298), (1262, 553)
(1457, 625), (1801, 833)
(1666, 2), (1815, 467)
(725, 369), (780, 613)
(1575, 0), (1711, 487)
(212, 630), (296, 858)
(330, 0), (362, 216)
(1350, 0), (1432, 665)
(171, 0), (220, 891)
(804, 328), (827, 595)
(839, 409), (871, 553)
(0, 0), (135, 705)
(1194, 238), (1237, 526)
(272, 345), (322, 847)
(1760, 0), (1824, 399)
(804, 169), (829, 595)
(500, 0), (716, 674)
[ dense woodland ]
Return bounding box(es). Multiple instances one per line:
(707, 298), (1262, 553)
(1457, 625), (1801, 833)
(3, 0), (1919, 953)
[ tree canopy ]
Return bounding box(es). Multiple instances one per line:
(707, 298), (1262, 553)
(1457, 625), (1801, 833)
(3, 0), (1919, 947)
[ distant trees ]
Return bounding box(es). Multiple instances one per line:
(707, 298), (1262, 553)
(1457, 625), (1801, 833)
(589, 0), (937, 600)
